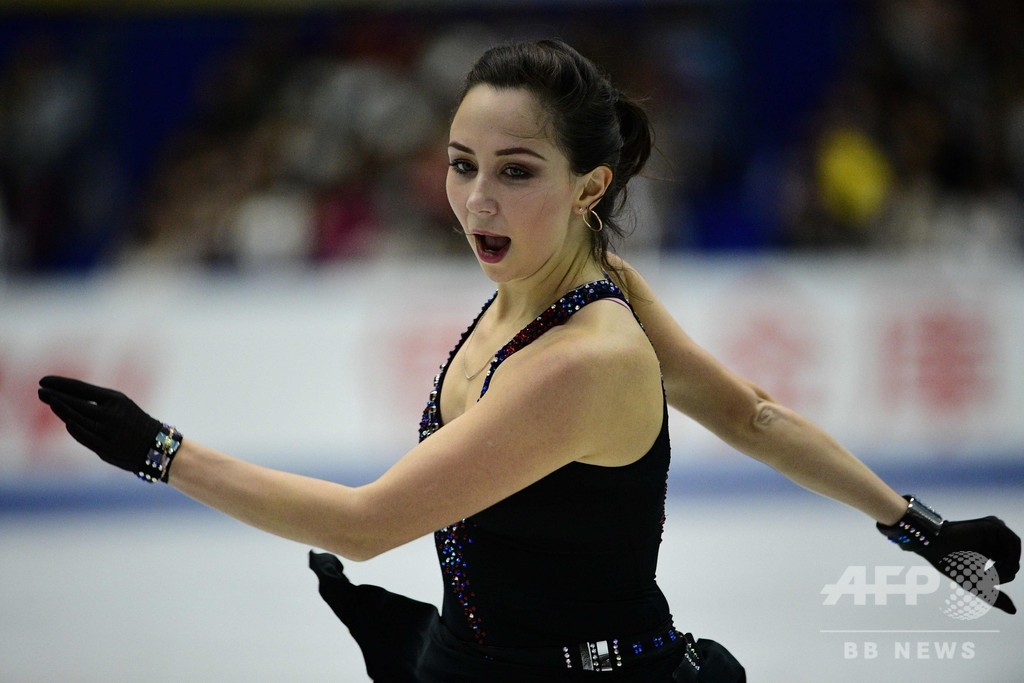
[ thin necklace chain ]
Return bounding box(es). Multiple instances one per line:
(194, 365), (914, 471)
(461, 324), (492, 381)
(460, 277), (601, 381)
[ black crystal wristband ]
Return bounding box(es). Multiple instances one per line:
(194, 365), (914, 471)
(137, 424), (183, 484)
(876, 494), (944, 550)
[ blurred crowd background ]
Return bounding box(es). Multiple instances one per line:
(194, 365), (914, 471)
(1, 0), (1023, 274)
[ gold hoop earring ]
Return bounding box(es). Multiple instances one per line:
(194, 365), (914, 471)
(582, 208), (604, 233)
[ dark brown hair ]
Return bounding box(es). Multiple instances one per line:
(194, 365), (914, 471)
(458, 39), (653, 275)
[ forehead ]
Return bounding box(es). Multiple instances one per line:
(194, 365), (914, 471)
(449, 85), (557, 154)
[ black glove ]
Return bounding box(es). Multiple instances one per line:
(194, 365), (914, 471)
(878, 495), (1020, 615)
(38, 375), (181, 483)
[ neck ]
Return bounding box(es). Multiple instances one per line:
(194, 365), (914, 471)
(490, 242), (604, 325)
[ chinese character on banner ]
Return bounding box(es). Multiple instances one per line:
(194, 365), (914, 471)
(0, 335), (156, 474)
(721, 312), (823, 410)
(881, 307), (992, 414)
(711, 269), (828, 412)
(358, 317), (466, 444)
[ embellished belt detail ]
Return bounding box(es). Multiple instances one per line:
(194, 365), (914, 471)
(561, 625), (697, 672)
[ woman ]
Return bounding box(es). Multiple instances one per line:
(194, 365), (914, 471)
(38, 40), (1018, 682)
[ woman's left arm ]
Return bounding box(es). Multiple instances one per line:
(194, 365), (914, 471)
(608, 258), (1020, 614)
(608, 257), (907, 524)
(606, 262), (1015, 614)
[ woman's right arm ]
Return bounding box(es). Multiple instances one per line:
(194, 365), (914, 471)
(39, 324), (650, 563)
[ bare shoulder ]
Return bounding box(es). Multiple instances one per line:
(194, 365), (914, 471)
(510, 297), (657, 382)
(494, 299), (663, 465)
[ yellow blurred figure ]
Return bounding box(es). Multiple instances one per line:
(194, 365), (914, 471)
(817, 127), (893, 225)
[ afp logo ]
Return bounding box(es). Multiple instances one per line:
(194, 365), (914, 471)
(821, 551), (1002, 620)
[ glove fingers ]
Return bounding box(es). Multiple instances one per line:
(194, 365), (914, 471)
(934, 518), (1021, 584)
(997, 558), (1020, 585)
(39, 389), (108, 422)
(39, 376), (117, 403)
(41, 394), (99, 432)
(54, 387), (152, 444)
(999, 529), (1021, 583)
(39, 375), (166, 476)
(992, 590), (1016, 615)
(983, 519), (1020, 583)
(40, 389), (130, 445)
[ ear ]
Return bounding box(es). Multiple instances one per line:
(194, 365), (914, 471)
(575, 165), (613, 212)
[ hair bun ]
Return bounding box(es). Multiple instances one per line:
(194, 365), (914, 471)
(613, 95), (653, 193)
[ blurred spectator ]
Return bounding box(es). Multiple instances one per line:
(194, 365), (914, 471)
(780, 0), (1024, 255)
(2, 2), (1022, 273)
(0, 33), (128, 273)
(128, 23), (480, 267)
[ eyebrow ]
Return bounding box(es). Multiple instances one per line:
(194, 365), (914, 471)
(448, 141), (547, 161)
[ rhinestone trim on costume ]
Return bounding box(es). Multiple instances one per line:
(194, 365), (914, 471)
(479, 279), (626, 397)
(422, 279), (628, 646)
(565, 627), (680, 671)
(437, 519), (487, 642)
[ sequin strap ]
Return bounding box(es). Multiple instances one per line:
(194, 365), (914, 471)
(479, 278), (627, 398)
(418, 279), (627, 440)
(418, 292), (496, 442)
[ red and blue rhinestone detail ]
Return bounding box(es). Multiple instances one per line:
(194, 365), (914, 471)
(421, 278), (628, 645)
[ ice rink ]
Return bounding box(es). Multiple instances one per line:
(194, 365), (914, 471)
(2, 484), (1021, 682)
(4, 3), (1024, 681)
(5, 260), (1021, 682)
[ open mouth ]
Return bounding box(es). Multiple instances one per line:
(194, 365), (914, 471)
(473, 233), (511, 261)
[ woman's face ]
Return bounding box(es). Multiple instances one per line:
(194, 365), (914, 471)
(446, 85), (588, 283)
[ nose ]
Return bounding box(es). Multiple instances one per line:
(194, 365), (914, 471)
(465, 177), (497, 216)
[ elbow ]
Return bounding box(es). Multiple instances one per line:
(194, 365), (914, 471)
(721, 399), (785, 458)
(351, 529), (404, 561)
(342, 543), (383, 563)
(323, 496), (403, 562)
(322, 534), (388, 563)
(752, 400), (780, 431)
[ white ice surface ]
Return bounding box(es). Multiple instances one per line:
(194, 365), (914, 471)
(2, 487), (1022, 682)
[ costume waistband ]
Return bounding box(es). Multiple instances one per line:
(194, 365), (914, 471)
(449, 621), (698, 673)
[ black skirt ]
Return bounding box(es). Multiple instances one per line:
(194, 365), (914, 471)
(308, 551), (745, 683)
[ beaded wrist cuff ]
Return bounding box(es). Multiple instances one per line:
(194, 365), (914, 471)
(137, 424), (183, 484)
(876, 495), (944, 550)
